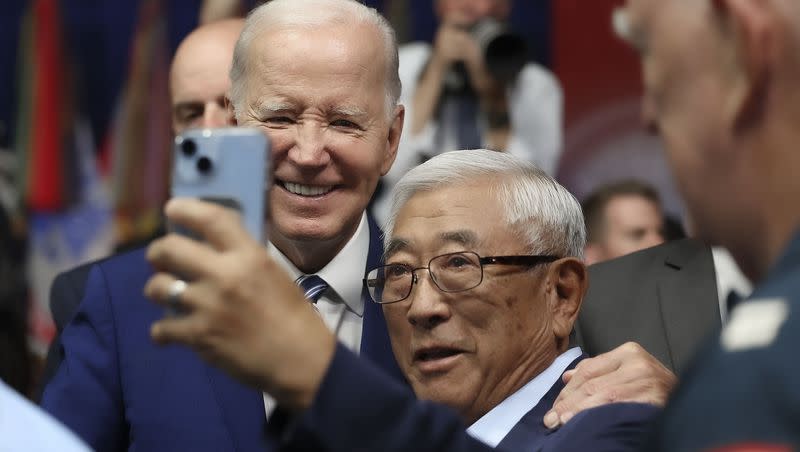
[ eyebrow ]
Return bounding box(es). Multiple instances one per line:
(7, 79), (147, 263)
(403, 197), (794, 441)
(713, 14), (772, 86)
(173, 102), (203, 113)
(384, 238), (409, 260)
(331, 105), (368, 117)
(383, 229), (480, 260)
(251, 101), (294, 114)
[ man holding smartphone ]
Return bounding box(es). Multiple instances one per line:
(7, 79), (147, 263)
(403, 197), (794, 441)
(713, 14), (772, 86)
(41, 1), (404, 451)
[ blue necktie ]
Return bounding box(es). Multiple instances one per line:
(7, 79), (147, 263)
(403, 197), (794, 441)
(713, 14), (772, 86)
(295, 274), (329, 303)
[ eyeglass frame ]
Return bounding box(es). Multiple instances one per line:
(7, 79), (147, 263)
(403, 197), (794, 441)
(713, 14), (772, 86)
(363, 251), (560, 305)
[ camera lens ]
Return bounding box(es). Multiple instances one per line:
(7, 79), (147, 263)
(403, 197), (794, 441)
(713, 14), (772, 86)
(181, 139), (197, 157)
(196, 156), (213, 174)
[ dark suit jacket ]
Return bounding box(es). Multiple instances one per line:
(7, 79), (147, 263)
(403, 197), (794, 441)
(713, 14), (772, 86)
(653, 232), (800, 451)
(278, 347), (659, 452)
(41, 216), (403, 451)
(40, 259), (101, 397)
(574, 239), (721, 375)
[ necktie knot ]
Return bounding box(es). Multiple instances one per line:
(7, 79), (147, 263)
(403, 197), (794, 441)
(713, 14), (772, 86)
(296, 274), (329, 303)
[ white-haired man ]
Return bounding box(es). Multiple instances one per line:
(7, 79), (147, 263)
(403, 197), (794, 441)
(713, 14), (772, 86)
(145, 149), (659, 451)
(41, 1), (405, 450)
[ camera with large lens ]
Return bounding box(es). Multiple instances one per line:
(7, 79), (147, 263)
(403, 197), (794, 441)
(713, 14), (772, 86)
(470, 18), (528, 85)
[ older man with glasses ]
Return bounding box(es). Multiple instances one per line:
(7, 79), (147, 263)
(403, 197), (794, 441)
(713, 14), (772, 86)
(360, 149), (658, 449)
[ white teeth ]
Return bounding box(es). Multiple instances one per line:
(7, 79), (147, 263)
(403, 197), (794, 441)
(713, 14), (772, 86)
(283, 182), (334, 197)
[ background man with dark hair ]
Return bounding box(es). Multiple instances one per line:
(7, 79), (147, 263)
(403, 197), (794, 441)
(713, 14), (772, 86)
(581, 179), (665, 265)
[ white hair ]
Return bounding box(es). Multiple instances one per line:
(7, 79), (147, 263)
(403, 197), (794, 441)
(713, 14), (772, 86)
(384, 149), (586, 259)
(229, 0), (401, 118)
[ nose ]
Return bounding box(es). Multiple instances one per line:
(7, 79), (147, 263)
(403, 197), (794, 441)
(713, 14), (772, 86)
(287, 122), (331, 168)
(406, 270), (451, 329)
(202, 101), (234, 129)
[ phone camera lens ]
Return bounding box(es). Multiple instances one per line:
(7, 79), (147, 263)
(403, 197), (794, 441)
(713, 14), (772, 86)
(181, 139), (197, 157)
(197, 156), (213, 173)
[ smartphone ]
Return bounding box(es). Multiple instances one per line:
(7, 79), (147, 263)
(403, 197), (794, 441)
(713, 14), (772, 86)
(170, 127), (270, 243)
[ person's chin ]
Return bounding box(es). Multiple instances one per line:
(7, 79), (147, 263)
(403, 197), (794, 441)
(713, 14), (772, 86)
(272, 212), (359, 245)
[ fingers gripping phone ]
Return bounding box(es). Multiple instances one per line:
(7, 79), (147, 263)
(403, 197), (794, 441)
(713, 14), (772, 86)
(170, 127), (270, 243)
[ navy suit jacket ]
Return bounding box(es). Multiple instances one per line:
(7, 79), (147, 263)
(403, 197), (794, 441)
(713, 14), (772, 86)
(42, 216), (404, 452)
(278, 348), (660, 452)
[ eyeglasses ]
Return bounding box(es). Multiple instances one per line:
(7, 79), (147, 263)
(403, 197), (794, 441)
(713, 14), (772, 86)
(363, 251), (559, 304)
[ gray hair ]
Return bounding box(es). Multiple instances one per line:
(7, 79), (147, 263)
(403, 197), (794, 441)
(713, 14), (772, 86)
(384, 149), (586, 259)
(229, 0), (401, 118)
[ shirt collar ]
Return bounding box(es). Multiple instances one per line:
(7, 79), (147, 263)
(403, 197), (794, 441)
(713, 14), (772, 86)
(466, 347), (583, 447)
(268, 213), (368, 316)
(712, 246), (753, 323)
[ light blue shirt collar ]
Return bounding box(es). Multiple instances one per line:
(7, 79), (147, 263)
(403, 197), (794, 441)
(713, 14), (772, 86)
(466, 347), (583, 447)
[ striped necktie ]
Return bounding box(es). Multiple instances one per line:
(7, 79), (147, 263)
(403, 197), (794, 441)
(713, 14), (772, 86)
(295, 274), (329, 303)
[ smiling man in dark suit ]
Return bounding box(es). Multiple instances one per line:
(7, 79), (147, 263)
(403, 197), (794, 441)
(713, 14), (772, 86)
(41, 1), (405, 450)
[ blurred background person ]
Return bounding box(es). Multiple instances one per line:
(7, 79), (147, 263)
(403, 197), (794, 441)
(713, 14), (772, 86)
(38, 18), (247, 394)
(582, 180), (665, 265)
(114, 16), (244, 253)
(612, 0), (800, 448)
(372, 0), (562, 222)
(168, 19), (241, 136)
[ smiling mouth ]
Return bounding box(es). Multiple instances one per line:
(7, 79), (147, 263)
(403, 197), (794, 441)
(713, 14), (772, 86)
(278, 181), (335, 197)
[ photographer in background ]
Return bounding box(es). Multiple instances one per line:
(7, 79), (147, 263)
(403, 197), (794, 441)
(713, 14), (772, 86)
(373, 0), (562, 223)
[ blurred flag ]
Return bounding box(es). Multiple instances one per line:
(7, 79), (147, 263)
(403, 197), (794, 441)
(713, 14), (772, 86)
(14, 0), (114, 353)
(102, 0), (171, 247)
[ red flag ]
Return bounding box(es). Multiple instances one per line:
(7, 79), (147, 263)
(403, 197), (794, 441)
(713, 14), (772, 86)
(16, 0), (70, 212)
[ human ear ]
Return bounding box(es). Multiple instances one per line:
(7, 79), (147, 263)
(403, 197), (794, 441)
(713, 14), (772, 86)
(716, 0), (776, 133)
(547, 258), (588, 344)
(381, 105), (405, 176)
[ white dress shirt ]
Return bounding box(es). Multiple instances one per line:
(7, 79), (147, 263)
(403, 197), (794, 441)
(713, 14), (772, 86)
(467, 347), (583, 447)
(0, 380), (91, 452)
(712, 246), (752, 323)
(262, 213), (370, 416)
(373, 42), (563, 224)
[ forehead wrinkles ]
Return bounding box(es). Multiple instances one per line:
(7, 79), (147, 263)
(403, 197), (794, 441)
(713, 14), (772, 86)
(251, 26), (383, 82)
(244, 30), (386, 114)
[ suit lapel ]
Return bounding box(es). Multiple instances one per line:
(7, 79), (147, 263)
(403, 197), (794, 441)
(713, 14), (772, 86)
(496, 356), (585, 450)
(206, 364), (270, 451)
(359, 215), (406, 382)
(657, 240), (721, 375)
